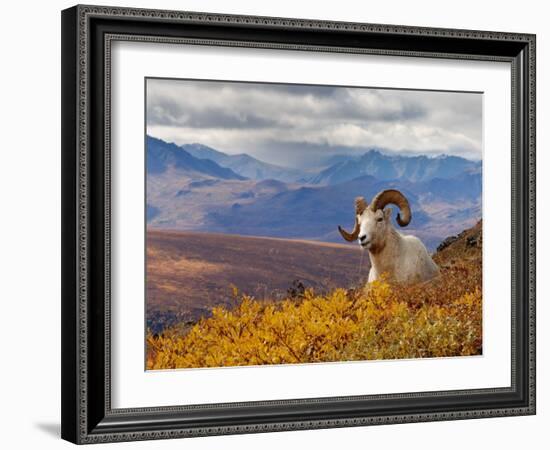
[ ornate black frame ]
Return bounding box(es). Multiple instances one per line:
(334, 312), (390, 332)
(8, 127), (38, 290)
(61, 4), (536, 444)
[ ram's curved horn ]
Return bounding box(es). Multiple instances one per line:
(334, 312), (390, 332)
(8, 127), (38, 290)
(370, 189), (411, 227)
(354, 196), (368, 216)
(338, 197), (367, 242)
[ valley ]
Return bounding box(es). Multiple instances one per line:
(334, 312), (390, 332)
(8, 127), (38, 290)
(146, 230), (365, 332)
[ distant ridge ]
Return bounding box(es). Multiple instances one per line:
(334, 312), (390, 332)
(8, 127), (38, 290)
(147, 136), (245, 180)
(182, 142), (306, 182)
(309, 149), (481, 185)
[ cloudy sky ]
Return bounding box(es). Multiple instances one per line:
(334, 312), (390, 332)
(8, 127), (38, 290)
(146, 78), (482, 168)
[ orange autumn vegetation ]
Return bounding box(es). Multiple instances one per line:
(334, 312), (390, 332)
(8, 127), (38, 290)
(146, 223), (482, 369)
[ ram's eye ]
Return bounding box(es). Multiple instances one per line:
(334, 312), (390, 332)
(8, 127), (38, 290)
(377, 217), (384, 223)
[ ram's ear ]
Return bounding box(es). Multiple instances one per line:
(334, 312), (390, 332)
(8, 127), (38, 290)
(384, 207), (393, 220)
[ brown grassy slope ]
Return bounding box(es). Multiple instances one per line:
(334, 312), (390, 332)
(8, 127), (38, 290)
(434, 219), (482, 265)
(146, 221), (483, 369)
(146, 230), (365, 327)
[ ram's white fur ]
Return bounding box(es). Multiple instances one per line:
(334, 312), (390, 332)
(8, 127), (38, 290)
(357, 207), (439, 284)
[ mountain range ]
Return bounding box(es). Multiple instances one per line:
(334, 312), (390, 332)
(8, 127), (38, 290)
(147, 136), (245, 180)
(182, 142), (306, 182)
(146, 135), (482, 250)
(308, 150), (481, 185)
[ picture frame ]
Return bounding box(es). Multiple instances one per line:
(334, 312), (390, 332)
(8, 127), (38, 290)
(61, 4), (536, 444)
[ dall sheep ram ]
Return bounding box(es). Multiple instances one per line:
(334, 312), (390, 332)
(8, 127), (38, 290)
(338, 189), (439, 284)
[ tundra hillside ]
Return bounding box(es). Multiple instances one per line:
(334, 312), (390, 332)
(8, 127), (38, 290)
(146, 221), (482, 369)
(146, 231), (362, 333)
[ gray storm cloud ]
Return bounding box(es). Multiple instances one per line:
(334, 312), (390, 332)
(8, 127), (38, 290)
(146, 78), (482, 168)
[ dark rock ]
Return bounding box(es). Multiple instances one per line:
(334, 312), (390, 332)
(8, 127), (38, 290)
(287, 279), (306, 300)
(466, 235), (481, 247)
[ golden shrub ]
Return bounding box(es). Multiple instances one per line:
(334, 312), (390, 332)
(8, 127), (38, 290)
(146, 254), (482, 370)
